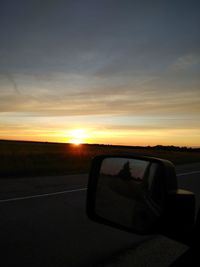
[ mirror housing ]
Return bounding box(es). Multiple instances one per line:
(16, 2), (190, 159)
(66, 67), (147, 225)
(87, 155), (195, 240)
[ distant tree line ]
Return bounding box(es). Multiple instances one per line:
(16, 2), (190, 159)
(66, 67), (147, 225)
(86, 143), (200, 152)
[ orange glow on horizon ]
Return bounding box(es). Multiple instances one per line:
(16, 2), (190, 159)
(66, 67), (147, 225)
(0, 126), (200, 148)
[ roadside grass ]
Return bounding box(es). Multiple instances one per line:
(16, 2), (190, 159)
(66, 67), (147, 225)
(0, 140), (200, 178)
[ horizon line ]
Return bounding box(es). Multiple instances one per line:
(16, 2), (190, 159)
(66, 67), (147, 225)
(0, 138), (199, 149)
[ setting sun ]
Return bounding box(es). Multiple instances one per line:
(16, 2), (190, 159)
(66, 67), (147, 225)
(71, 140), (82, 146)
(68, 129), (87, 145)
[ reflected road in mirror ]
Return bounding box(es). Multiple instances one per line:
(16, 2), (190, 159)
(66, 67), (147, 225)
(95, 158), (163, 232)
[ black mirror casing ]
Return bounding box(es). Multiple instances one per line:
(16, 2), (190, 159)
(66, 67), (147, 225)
(86, 155), (195, 240)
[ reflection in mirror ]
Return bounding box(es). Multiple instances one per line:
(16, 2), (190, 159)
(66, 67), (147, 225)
(95, 158), (163, 232)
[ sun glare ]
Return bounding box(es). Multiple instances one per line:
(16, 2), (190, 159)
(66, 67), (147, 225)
(68, 129), (87, 145)
(70, 139), (82, 146)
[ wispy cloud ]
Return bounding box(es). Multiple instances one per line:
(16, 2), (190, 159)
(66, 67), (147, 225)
(171, 54), (200, 71)
(0, 73), (199, 117)
(0, 73), (20, 94)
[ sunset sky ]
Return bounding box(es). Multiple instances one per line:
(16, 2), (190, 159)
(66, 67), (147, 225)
(0, 0), (199, 147)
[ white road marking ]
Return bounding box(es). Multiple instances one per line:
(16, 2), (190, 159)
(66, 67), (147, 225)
(0, 187), (87, 203)
(177, 171), (200, 177)
(1, 170), (200, 203)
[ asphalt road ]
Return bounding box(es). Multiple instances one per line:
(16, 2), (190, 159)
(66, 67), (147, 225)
(0, 162), (200, 267)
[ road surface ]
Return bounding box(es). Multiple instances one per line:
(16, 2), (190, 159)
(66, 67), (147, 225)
(0, 162), (199, 266)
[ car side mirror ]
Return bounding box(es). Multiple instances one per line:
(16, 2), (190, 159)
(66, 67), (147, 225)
(87, 155), (195, 241)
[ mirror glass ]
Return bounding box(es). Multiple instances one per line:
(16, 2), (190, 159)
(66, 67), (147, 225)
(95, 157), (164, 232)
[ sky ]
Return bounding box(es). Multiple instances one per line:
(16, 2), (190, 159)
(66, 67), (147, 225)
(0, 0), (199, 147)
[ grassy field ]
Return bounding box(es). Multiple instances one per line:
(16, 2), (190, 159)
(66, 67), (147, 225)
(0, 140), (200, 178)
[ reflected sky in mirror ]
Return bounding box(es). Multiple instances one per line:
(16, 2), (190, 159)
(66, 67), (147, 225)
(100, 158), (150, 181)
